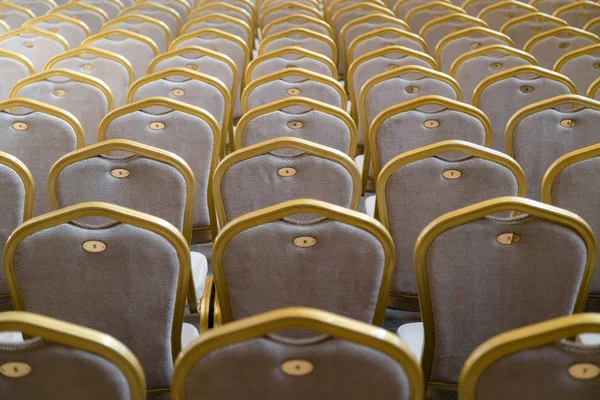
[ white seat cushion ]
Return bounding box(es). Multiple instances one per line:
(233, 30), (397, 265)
(0, 331), (23, 344)
(354, 154), (364, 175)
(191, 251), (208, 299)
(579, 333), (600, 345)
(365, 195), (376, 218)
(397, 322), (424, 362)
(181, 322), (199, 349)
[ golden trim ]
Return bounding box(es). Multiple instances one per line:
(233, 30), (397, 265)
(0, 150), (34, 222)
(119, 3), (182, 34)
(264, 0), (319, 13)
(478, 0), (538, 20)
(449, 44), (538, 79)
(259, 2), (321, 29)
(331, 3), (394, 30)
(583, 15), (600, 32)
(262, 14), (334, 40)
(97, 96), (221, 240)
(554, 1), (600, 19)
(234, 96), (358, 156)
(199, 275), (213, 333)
(45, 47), (135, 86)
(414, 196), (597, 389)
(127, 67), (232, 150)
(245, 46), (338, 84)
(0, 48), (35, 75)
(460, 313), (600, 400)
(347, 27), (429, 66)
(139, 0), (191, 14)
(212, 137), (362, 227)
(72, 0), (123, 12)
(211, 199), (396, 326)
(50, 2), (109, 23)
(0, 19), (9, 33)
(392, 0), (450, 19)
(554, 43), (600, 71)
(420, 12), (488, 39)
(181, 13), (253, 47)
(327, 0), (385, 21)
(500, 12), (568, 35)
(0, 26), (69, 52)
(2, 201), (192, 362)
(189, 3), (253, 28)
(524, 25), (600, 53)
(241, 67), (348, 114)
(369, 97), (494, 184)
(0, 311), (146, 400)
(0, 2), (36, 20)
(258, 27), (338, 66)
(0, 97), (85, 148)
(24, 13), (92, 37)
(472, 65), (576, 110)
(588, 76), (600, 98)
(438, 28), (515, 68)
(405, 1), (466, 27)
(101, 13), (172, 48)
(172, 307), (424, 400)
(81, 28), (160, 58)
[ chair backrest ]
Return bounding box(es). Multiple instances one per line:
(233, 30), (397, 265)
(462, 0), (501, 16)
(50, 2), (108, 34)
(242, 68), (347, 114)
(264, 0), (319, 13)
(76, 0), (123, 20)
(0, 3), (35, 29)
(3, 202), (192, 395)
(530, 0), (573, 14)
(500, 12), (568, 49)
(415, 196), (596, 393)
(212, 199), (395, 329)
(584, 15), (600, 36)
(82, 29), (159, 79)
(0, 27), (69, 72)
(260, 2), (321, 30)
(507, 95), (600, 201)
(189, 3), (252, 28)
(589, 77), (600, 100)
(139, 0), (190, 23)
(524, 26), (600, 69)
(377, 141), (524, 311)
(405, 1), (465, 33)
(119, 3), (181, 36)
(181, 15), (252, 48)
(451, 45), (538, 105)
(102, 14), (172, 53)
(554, 1), (600, 29)
(472, 65), (576, 152)
(199, 0), (255, 22)
(258, 28), (337, 65)
(393, 0), (451, 20)
(171, 307), (424, 400)
(9, 0), (55, 17)
(460, 314), (600, 400)
(420, 14), (488, 58)
(99, 97), (220, 243)
(10, 69), (114, 147)
(262, 14), (333, 39)
(478, 0), (539, 31)
(23, 14), (90, 48)
(0, 311), (146, 400)
(213, 137), (361, 226)
(0, 50), (34, 100)
(347, 27), (428, 67)
(554, 44), (600, 95)
(327, 0), (385, 21)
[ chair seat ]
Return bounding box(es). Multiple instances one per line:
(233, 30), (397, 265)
(182, 322), (200, 348)
(0, 331), (23, 344)
(191, 251), (208, 300)
(397, 322), (424, 362)
(579, 333), (600, 346)
(365, 195), (376, 218)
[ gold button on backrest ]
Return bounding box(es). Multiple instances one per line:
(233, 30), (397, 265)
(287, 88), (300, 95)
(451, 27), (460, 33)
(281, 360), (314, 376)
(405, 86), (419, 94)
(581, 13), (590, 20)
(110, 168), (129, 178)
(12, 122), (28, 131)
(471, 42), (482, 49)
(24, 41), (34, 48)
(0, 362), (31, 378)
(387, 64), (399, 71)
(497, 233), (520, 245)
(558, 42), (570, 49)
(442, 169), (461, 179)
(278, 167), (296, 177)
(569, 363), (600, 380)
(82, 240), (106, 253)
(507, 12), (515, 18)
(82, 64), (94, 71)
(186, 63), (198, 70)
(490, 62), (503, 70)
(287, 120), (303, 129)
(594, 61), (600, 69)
(424, 120), (439, 128)
(53, 89), (66, 97)
(149, 122), (165, 130)
(49, 27), (59, 33)
(293, 236), (316, 247)
(531, 27), (542, 33)
(171, 88), (185, 96)
(560, 119), (576, 128)
(520, 85), (534, 93)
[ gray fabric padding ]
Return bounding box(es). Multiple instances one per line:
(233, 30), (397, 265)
(191, 8), (248, 26)
(0, 10), (32, 29)
(440, 35), (509, 73)
(102, 109), (215, 228)
(121, 8), (178, 36)
(463, 0), (496, 16)
(343, 21), (406, 59)
(455, 54), (535, 105)
(86, 37), (155, 79)
(375, 108), (487, 167)
(151, 0), (188, 23)
(251, 56), (333, 81)
(131, 78), (226, 129)
(190, 252), (207, 300)
(220, 152), (356, 223)
(11, 221), (183, 389)
(184, 20), (249, 45)
(425, 216), (588, 383)
(534, 1), (573, 14)
(408, 8), (458, 33)
(384, 156), (519, 297)
(529, 36), (598, 69)
(105, 21), (169, 53)
(239, 108), (352, 154)
(396, 0), (443, 19)
(0, 57), (30, 100)
(512, 107), (600, 201)
(28, 20), (87, 48)
(152, 54), (234, 94)
(477, 76), (573, 151)
(264, 20), (330, 38)
(262, 9), (316, 28)
(351, 35), (426, 63)
(0, 35), (65, 72)
(54, 156), (188, 231)
(246, 79), (343, 111)
(0, 296), (13, 311)
(0, 110), (78, 215)
(183, 335), (412, 399)
(504, 21), (565, 49)
(475, 340), (600, 399)
(559, 8), (600, 29)
(423, 21), (483, 57)
(557, 53), (600, 95)
(550, 155), (600, 295)
(14, 79), (109, 147)
(481, 6), (535, 30)
(53, 9), (105, 34)
(262, 37), (334, 62)
(11, 0), (53, 16)
(79, 0), (121, 19)
(51, 56), (131, 108)
(0, 338), (131, 399)
(220, 219), (386, 330)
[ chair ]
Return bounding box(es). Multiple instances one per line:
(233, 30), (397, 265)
(500, 12), (568, 49)
(451, 45), (539, 105)
(23, 14), (91, 48)
(436, 27), (515, 74)
(524, 26), (600, 69)
(138, 0), (190, 23)
(75, 0), (124, 20)
(263, 0), (319, 13)
(584, 15), (600, 36)
(171, 308), (424, 400)
(189, 3), (253, 29)
(0, 98), (83, 216)
(211, 199), (395, 329)
(258, 28), (337, 66)
(376, 141), (524, 311)
(0, 27), (69, 72)
(101, 14), (172, 53)
(554, 1), (600, 29)
(0, 50), (34, 100)
(462, 0), (503, 16)
(405, 1), (466, 34)
(555, 44), (600, 95)
(397, 196), (596, 398)
(260, 2), (321, 31)
(82, 29), (159, 79)
(246, 46), (337, 84)
(327, 0), (386, 22)
(472, 65), (576, 152)
(8, 0), (55, 17)
(530, 0), (573, 14)
(420, 14), (488, 58)
(199, 0), (255, 24)
(459, 314), (600, 400)
(127, 67), (232, 148)
(0, 311), (146, 400)
(0, 2), (35, 29)
(213, 137), (361, 227)
(50, 2), (108, 34)
(45, 47), (135, 108)
(477, 0), (539, 31)
(589, 77), (600, 99)
(181, 14), (253, 49)
(9, 69), (114, 146)
(393, 0), (451, 21)
(3, 202), (198, 399)
(119, 2), (182, 37)
(262, 14), (333, 39)
(98, 97), (221, 244)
